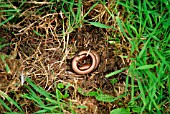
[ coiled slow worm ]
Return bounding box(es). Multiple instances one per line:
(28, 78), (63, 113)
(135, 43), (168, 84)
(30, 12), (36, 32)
(72, 50), (100, 74)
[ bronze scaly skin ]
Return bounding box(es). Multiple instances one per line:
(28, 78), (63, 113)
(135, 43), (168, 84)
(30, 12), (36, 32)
(72, 50), (100, 75)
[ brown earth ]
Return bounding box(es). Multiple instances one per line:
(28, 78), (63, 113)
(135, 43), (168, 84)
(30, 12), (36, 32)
(0, 1), (131, 114)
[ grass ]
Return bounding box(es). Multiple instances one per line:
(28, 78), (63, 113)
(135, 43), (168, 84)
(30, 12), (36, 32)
(22, 78), (74, 113)
(0, 0), (170, 113)
(106, 0), (170, 113)
(0, 77), (75, 113)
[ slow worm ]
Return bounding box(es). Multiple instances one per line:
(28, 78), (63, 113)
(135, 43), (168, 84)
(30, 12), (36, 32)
(72, 50), (100, 74)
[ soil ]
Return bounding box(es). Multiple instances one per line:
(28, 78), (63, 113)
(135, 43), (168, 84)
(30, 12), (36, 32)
(0, 24), (130, 113)
(0, 1), (131, 113)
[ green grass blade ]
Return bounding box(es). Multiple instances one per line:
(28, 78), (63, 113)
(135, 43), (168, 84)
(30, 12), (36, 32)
(0, 15), (14, 26)
(135, 72), (147, 106)
(110, 108), (130, 114)
(82, 2), (99, 19)
(33, 30), (44, 36)
(95, 94), (114, 102)
(0, 98), (12, 112)
(106, 67), (127, 78)
(87, 21), (112, 29)
(138, 37), (150, 59)
(129, 62), (135, 101)
(23, 85), (45, 106)
(0, 3), (11, 8)
(25, 78), (53, 99)
(116, 16), (128, 38)
(76, 0), (82, 24)
(136, 64), (157, 70)
(0, 90), (23, 112)
(0, 43), (12, 49)
(117, 2), (136, 11)
(0, 9), (21, 13)
(0, 55), (11, 73)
